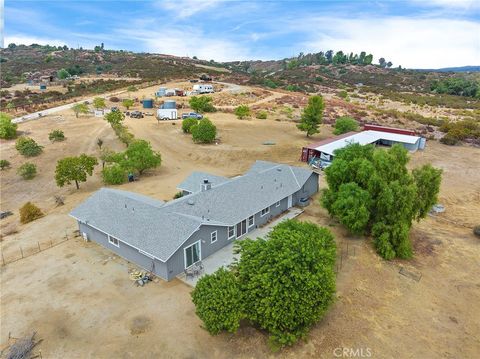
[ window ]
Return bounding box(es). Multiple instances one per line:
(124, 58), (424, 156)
(228, 226), (235, 239)
(248, 215), (254, 228)
(211, 230), (217, 243)
(184, 241), (201, 268)
(261, 207), (270, 216)
(108, 235), (119, 247)
(275, 201), (281, 207)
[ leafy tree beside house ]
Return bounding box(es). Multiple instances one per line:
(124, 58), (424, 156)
(55, 154), (98, 189)
(191, 220), (336, 349)
(322, 143), (442, 259)
(72, 103), (89, 118)
(0, 112), (17, 139)
(297, 95), (324, 137)
(333, 116), (359, 135)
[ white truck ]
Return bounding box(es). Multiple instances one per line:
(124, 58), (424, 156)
(156, 108), (178, 121)
(192, 84), (214, 94)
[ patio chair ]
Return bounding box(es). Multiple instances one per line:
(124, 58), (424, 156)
(184, 268), (194, 280)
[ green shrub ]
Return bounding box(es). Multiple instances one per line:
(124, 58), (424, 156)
(189, 96), (216, 113)
(0, 112), (17, 139)
(440, 134), (459, 145)
(236, 220), (336, 348)
(0, 159), (10, 170)
(182, 118), (199, 133)
(333, 116), (359, 135)
(191, 268), (243, 335)
(17, 162), (37, 180)
(15, 137), (43, 157)
(191, 118), (217, 143)
(105, 110), (125, 126)
(256, 110), (268, 119)
(102, 164), (127, 184)
(234, 105), (250, 119)
(19, 202), (44, 224)
(112, 123), (134, 146)
(48, 129), (65, 142)
(337, 90), (348, 99)
(264, 79), (278, 89)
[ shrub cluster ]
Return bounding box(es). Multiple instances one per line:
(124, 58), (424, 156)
(182, 118), (198, 133)
(48, 129), (65, 142)
(191, 220), (336, 349)
(0, 159), (10, 170)
(256, 110), (268, 119)
(234, 105), (251, 119)
(439, 119), (480, 145)
(15, 137), (43, 157)
(191, 118), (217, 143)
(17, 162), (37, 180)
(0, 112), (17, 139)
(322, 144), (442, 260)
(19, 202), (44, 224)
(333, 116), (359, 135)
(189, 96), (216, 113)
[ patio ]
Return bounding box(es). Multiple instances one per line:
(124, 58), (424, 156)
(177, 207), (303, 286)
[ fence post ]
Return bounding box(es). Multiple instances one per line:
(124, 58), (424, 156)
(38, 242), (41, 252)
(50, 240), (53, 248)
(20, 246), (24, 258)
(2, 252), (5, 266)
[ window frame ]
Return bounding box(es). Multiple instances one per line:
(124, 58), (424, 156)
(275, 201), (281, 207)
(228, 226), (235, 240)
(248, 215), (255, 228)
(108, 235), (119, 247)
(261, 207), (270, 217)
(210, 230), (218, 243)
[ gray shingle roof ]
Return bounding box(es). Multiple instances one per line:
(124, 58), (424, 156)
(177, 171), (229, 193)
(70, 161), (314, 262)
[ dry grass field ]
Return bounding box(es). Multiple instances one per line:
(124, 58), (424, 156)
(1, 82), (479, 358)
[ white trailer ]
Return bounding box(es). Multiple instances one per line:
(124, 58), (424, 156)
(156, 108), (178, 121)
(192, 84), (214, 94)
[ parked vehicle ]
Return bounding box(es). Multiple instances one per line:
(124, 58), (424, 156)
(181, 112), (203, 120)
(157, 108), (178, 121)
(189, 79), (199, 83)
(199, 74), (212, 81)
(130, 111), (144, 119)
(192, 84), (214, 94)
(111, 106), (119, 112)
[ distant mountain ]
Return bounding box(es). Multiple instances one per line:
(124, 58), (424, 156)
(415, 66), (480, 73)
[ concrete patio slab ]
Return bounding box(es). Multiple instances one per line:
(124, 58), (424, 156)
(178, 207), (303, 286)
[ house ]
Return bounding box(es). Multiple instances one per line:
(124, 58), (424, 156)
(70, 161), (319, 281)
(301, 124), (426, 165)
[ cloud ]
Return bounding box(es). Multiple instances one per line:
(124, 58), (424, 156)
(297, 16), (480, 68)
(155, 0), (223, 18)
(409, 0), (480, 10)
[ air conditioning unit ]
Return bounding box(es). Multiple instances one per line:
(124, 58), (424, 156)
(82, 232), (89, 242)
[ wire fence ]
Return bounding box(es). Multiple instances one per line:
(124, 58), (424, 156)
(1, 233), (71, 267)
(335, 242), (358, 275)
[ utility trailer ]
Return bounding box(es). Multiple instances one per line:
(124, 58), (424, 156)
(156, 108), (178, 121)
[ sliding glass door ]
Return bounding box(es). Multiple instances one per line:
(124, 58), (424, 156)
(184, 241), (201, 268)
(236, 219), (247, 238)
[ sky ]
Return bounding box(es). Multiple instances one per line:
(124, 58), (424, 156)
(1, 0), (479, 69)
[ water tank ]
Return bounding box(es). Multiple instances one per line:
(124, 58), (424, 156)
(40, 84), (47, 90)
(143, 99), (154, 108)
(156, 87), (166, 97)
(162, 100), (176, 109)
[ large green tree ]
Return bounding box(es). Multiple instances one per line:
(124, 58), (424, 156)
(191, 220), (336, 349)
(322, 143), (442, 259)
(191, 118), (217, 143)
(297, 95), (324, 137)
(333, 116), (359, 135)
(121, 139), (161, 175)
(55, 154), (98, 189)
(93, 97), (106, 109)
(0, 112), (18, 139)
